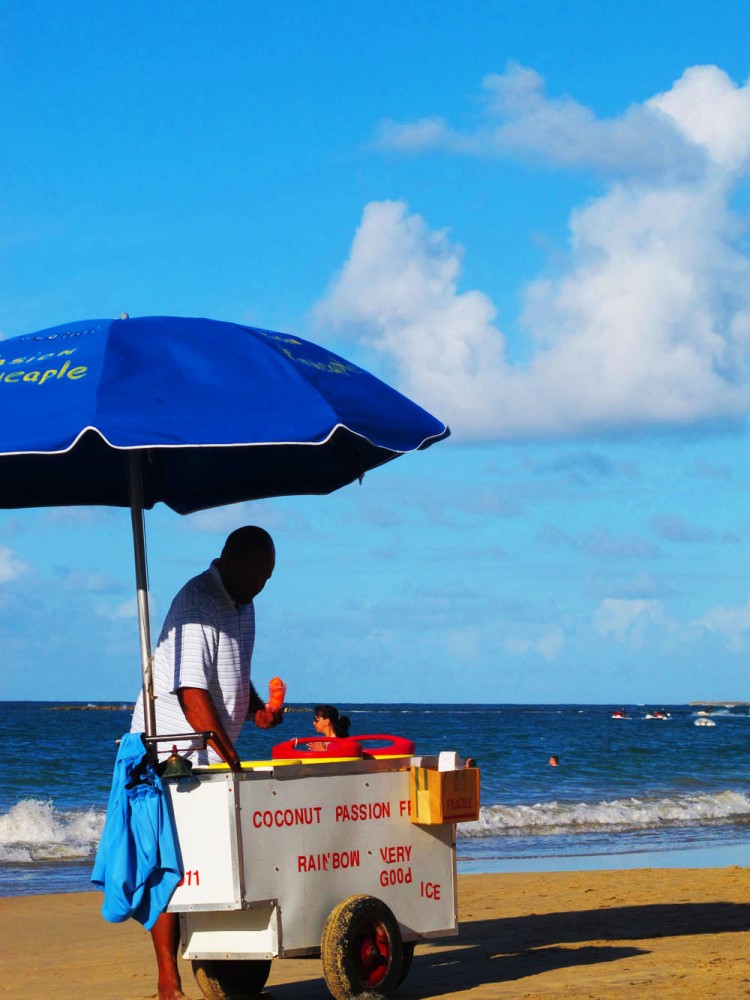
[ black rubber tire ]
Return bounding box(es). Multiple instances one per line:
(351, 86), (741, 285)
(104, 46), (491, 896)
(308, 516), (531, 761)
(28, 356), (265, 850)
(321, 894), (404, 999)
(398, 941), (415, 986)
(192, 957), (272, 1000)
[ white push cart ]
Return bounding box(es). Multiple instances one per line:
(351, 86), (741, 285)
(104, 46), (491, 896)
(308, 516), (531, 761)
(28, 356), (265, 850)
(163, 737), (480, 1000)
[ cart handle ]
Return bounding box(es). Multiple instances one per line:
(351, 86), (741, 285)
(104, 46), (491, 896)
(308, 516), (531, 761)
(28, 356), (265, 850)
(142, 731), (215, 746)
(116, 731), (215, 752)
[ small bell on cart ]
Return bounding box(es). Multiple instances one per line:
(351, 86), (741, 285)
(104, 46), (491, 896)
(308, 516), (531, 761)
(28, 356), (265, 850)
(161, 745), (193, 778)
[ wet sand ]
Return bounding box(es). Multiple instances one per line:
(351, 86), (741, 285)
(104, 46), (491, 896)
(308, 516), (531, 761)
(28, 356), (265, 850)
(3, 866), (748, 999)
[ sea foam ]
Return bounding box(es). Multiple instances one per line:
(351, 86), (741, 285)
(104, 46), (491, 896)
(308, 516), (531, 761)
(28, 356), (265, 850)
(459, 789), (750, 839)
(0, 799), (105, 863)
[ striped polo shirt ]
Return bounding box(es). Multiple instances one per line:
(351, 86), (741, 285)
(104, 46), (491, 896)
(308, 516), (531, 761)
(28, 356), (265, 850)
(131, 560), (256, 764)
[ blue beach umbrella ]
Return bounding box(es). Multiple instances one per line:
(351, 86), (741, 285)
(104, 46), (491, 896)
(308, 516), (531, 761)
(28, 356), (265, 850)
(0, 315), (449, 733)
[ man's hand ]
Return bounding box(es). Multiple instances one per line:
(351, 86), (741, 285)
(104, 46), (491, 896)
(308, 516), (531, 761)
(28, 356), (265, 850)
(254, 707), (284, 729)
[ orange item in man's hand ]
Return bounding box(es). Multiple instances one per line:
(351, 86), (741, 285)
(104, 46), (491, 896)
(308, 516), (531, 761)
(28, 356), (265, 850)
(267, 676), (287, 712)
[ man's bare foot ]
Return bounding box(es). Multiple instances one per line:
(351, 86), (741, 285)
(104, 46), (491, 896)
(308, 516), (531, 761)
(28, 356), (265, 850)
(155, 984), (189, 1000)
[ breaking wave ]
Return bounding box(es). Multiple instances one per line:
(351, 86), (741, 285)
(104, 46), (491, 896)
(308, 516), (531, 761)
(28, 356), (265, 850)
(0, 799), (104, 863)
(459, 790), (750, 839)
(4, 790), (749, 865)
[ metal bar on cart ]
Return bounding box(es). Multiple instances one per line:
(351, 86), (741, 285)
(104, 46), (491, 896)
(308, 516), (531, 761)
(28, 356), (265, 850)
(143, 731), (216, 746)
(116, 731), (215, 749)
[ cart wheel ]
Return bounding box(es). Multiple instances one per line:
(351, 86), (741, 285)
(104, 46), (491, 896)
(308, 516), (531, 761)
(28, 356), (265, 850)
(192, 958), (271, 1000)
(321, 894), (404, 999)
(399, 942), (415, 986)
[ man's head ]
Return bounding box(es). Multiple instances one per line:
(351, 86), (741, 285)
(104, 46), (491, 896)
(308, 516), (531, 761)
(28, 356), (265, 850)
(218, 526), (275, 604)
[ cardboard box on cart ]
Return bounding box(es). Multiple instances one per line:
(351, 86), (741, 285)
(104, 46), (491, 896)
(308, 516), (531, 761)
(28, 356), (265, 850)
(409, 764), (480, 825)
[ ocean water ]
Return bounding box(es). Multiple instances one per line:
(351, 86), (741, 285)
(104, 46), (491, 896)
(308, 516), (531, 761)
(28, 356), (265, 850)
(1, 701), (749, 896)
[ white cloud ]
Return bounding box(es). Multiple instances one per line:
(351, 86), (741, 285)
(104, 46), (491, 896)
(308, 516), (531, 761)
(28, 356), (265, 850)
(316, 200), (513, 437)
(443, 625), (484, 663)
(320, 65), (750, 441)
(0, 546), (28, 584)
(504, 628), (565, 661)
(58, 569), (124, 594)
(594, 598), (674, 646)
(694, 598), (750, 651)
(649, 65), (750, 172)
(376, 62), (704, 179)
(596, 594), (750, 654)
(375, 116), (452, 154)
(100, 598), (138, 621)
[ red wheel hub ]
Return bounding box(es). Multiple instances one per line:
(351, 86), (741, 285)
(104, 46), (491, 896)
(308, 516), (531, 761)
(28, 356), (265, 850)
(353, 919), (391, 987)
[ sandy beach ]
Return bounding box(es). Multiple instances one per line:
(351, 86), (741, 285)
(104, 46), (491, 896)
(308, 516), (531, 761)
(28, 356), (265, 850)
(3, 866), (748, 999)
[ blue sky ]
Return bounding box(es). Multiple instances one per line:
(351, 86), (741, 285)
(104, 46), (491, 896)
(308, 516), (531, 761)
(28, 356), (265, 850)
(3, 1), (750, 704)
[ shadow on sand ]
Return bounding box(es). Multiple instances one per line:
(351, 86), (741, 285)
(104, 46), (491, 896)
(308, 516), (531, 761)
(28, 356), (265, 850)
(266, 900), (750, 999)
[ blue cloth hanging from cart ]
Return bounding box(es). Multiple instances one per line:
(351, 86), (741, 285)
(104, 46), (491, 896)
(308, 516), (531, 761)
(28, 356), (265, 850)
(91, 732), (183, 930)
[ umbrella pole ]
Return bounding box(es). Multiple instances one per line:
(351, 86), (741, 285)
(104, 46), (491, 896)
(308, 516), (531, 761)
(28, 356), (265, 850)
(127, 451), (156, 739)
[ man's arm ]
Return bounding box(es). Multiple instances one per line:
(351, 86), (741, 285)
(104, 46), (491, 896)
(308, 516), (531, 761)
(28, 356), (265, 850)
(177, 687), (242, 771)
(248, 681), (265, 717)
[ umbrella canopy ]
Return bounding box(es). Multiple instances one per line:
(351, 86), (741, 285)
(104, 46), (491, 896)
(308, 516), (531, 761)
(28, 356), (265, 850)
(0, 315), (449, 512)
(0, 315), (449, 738)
